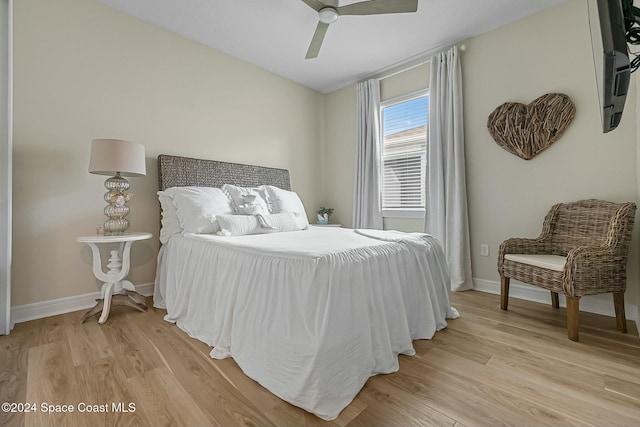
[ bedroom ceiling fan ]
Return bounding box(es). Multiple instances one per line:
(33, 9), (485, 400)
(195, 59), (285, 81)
(301, 0), (419, 59)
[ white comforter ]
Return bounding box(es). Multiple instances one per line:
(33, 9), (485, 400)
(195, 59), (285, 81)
(154, 226), (458, 420)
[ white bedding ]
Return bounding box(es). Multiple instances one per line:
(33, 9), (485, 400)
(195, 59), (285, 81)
(154, 226), (458, 420)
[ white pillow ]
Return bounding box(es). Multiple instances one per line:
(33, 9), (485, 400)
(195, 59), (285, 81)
(164, 186), (234, 234)
(216, 212), (306, 236)
(262, 185), (309, 228)
(157, 192), (183, 244)
(222, 184), (270, 216)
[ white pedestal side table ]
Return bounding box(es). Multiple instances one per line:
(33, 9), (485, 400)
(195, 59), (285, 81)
(76, 232), (152, 324)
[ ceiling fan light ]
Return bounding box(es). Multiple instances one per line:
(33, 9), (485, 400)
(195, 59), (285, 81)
(318, 7), (338, 24)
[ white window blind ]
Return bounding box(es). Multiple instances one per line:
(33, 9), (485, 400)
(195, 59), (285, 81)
(381, 93), (428, 211)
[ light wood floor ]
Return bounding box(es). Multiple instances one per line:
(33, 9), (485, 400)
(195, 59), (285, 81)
(1, 290), (639, 427)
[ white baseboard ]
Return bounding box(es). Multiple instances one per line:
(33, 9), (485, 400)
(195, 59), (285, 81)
(473, 278), (640, 328)
(10, 282), (154, 327)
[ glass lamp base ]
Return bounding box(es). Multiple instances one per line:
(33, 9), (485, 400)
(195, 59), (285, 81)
(104, 218), (130, 235)
(102, 173), (132, 235)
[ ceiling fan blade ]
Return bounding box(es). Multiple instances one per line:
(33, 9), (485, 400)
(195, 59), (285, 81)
(300, 0), (327, 12)
(305, 21), (329, 59)
(338, 0), (418, 16)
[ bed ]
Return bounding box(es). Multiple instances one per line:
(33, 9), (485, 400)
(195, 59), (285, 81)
(153, 154), (459, 420)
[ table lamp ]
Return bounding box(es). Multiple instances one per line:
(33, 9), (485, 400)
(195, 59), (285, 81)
(89, 139), (146, 235)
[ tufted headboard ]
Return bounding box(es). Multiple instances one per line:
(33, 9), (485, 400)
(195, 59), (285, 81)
(157, 154), (291, 191)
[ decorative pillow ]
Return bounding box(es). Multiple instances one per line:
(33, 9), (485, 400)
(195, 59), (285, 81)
(157, 192), (183, 244)
(163, 186), (234, 234)
(222, 184), (270, 216)
(216, 212), (306, 236)
(262, 185), (309, 228)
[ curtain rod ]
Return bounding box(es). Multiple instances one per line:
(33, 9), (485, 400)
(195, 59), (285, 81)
(374, 42), (467, 82)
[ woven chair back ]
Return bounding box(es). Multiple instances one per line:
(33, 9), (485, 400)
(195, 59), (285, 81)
(550, 200), (632, 256)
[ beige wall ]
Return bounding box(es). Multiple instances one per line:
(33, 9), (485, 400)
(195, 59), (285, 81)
(12, 0), (324, 306)
(323, 0), (640, 312)
(322, 84), (355, 227)
(465, 0), (638, 310)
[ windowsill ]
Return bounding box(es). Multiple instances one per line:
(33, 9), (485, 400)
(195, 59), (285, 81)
(382, 209), (425, 219)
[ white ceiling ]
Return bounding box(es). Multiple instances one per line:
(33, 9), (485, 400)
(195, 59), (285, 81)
(98, 0), (568, 93)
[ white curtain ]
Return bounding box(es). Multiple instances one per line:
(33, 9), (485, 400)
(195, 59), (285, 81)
(425, 46), (473, 291)
(353, 79), (383, 230)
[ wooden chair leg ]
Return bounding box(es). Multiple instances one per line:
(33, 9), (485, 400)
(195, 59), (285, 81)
(566, 296), (580, 342)
(550, 292), (559, 309)
(613, 292), (627, 333)
(500, 276), (510, 310)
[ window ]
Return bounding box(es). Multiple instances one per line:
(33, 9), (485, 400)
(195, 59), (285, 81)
(380, 92), (428, 217)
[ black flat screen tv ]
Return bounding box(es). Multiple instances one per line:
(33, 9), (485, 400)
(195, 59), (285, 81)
(588, 0), (631, 133)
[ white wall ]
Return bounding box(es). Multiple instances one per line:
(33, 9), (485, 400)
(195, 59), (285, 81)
(323, 0), (640, 316)
(12, 0), (324, 307)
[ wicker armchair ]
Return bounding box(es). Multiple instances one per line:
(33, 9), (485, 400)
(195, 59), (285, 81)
(498, 199), (636, 341)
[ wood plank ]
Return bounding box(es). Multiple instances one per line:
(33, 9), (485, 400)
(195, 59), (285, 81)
(450, 322), (640, 412)
(453, 292), (640, 348)
(388, 358), (587, 427)
(420, 346), (640, 426)
(74, 356), (152, 427)
(604, 375), (640, 403)
(356, 374), (456, 427)
(22, 314), (67, 348)
(25, 341), (86, 427)
(488, 323), (640, 382)
(426, 326), (494, 364)
(129, 367), (212, 427)
(98, 314), (161, 378)
(0, 328), (28, 427)
(344, 402), (407, 427)
(65, 315), (113, 367)
(489, 352), (640, 421)
(125, 372), (179, 427)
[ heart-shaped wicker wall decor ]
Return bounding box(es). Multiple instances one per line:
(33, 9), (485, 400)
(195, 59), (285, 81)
(487, 93), (576, 160)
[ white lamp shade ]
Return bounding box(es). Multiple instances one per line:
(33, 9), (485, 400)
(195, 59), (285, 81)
(89, 139), (146, 177)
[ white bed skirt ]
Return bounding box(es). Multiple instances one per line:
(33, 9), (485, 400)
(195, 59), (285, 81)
(154, 227), (458, 420)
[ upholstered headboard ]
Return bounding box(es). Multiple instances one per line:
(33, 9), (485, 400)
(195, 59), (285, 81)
(157, 154), (291, 191)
